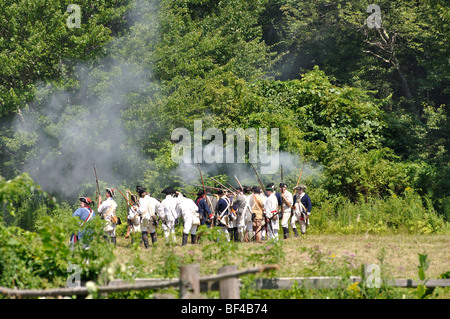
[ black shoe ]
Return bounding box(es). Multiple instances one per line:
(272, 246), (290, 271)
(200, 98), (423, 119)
(111, 237), (116, 247)
(293, 228), (299, 237)
(191, 234), (196, 244)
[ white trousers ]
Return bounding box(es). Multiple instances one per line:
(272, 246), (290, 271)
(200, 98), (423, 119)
(291, 213), (307, 234)
(183, 216), (198, 235)
(281, 210), (291, 228)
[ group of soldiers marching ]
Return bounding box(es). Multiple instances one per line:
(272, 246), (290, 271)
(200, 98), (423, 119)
(71, 182), (312, 248)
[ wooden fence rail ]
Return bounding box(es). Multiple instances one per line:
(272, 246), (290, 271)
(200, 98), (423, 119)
(1, 263), (449, 298)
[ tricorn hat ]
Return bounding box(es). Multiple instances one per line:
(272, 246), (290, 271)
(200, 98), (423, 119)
(293, 184), (307, 191)
(196, 189), (205, 196)
(265, 183), (276, 191)
(79, 197), (93, 205)
(161, 187), (176, 194)
(106, 188), (115, 197)
(279, 183), (287, 188)
(137, 188), (148, 196)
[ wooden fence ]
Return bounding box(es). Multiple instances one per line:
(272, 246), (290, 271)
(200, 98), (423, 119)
(1, 264), (449, 299)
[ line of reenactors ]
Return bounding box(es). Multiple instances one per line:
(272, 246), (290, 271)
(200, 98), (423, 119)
(71, 182), (312, 248)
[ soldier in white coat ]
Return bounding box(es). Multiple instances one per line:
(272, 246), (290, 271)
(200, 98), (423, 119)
(279, 183), (293, 239)
(175, 195), (201, 245)
(264, 183), (279, 240)
(137, 186), (164, 247)
(98, 188), (118, 246)
(160, 187), (178, 244)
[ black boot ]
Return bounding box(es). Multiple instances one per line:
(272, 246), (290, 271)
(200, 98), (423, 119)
(293, 228), (299, 237)
(182, 233), (188, 246)
(150, 232), (157, 244)
(111, 237), (116, 247)
(233, 227), (239, 242)
(142, 231), (149, 248)
(283, 227), (289, 239)
(191, 234), (196, 244)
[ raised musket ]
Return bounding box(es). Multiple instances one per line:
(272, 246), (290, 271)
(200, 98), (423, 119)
(210, 177), (234, 193)
(193, 184), (224, 191)
(281, 165), (284, 184)
(93, 162), (100, 204)
(295, 160), (306, 188)
(226, 181), (239, 192)
(234, 175), (244, 190)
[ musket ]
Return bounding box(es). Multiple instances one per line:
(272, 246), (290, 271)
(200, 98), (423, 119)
(250, 163), (266, 194)
(193, 184), (224, 191)
(93, 163), (100, 204)
(281, 165), (284, 184)
(210, 177), (234, 193)
(234, 175), (244, 190)
(295, 160), (306, 188)
(251, 214), (277, 241)
(115, 187), (136, 207)
(226, 182), (238, 192)
(115, 187), (136, 239)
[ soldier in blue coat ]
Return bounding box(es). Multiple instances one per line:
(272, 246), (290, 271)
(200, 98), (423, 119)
(71, 197), (96, 247)
(195, 189), (213, 227)
(291, 185), (312, 236)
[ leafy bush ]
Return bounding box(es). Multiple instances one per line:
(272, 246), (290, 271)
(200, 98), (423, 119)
(0, 173), (58, 231)
(0, 213), (115, 291)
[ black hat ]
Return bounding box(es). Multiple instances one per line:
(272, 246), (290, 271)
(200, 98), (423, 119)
(279, 183), (287, 188)
(161, 187), (176, 194)
(137, 186), (147, 195)
(106, 188), (115, 197)
(252, 186), (261, 193)
(217, 189), (225, 195)
(265, 183), (276, 191)
(79, 197), (93, 205)
(130, 194), (138, 203)
(197, 189), (205, 196)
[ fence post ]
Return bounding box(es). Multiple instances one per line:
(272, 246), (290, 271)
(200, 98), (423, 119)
(218, 265), (240, 299)
(179, 264), (200, 299)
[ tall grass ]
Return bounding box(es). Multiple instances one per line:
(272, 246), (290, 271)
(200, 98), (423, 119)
(310, 189), (448, 235)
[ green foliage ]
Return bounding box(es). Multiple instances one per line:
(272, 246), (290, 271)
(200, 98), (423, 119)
(309, 188), (447, 235)
(0, 213), (115, 290)
(0, 0), (132, 115)
(0, 173), (58, 230)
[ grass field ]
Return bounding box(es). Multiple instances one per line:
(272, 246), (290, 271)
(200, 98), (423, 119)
(112, 232), (450, 280)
